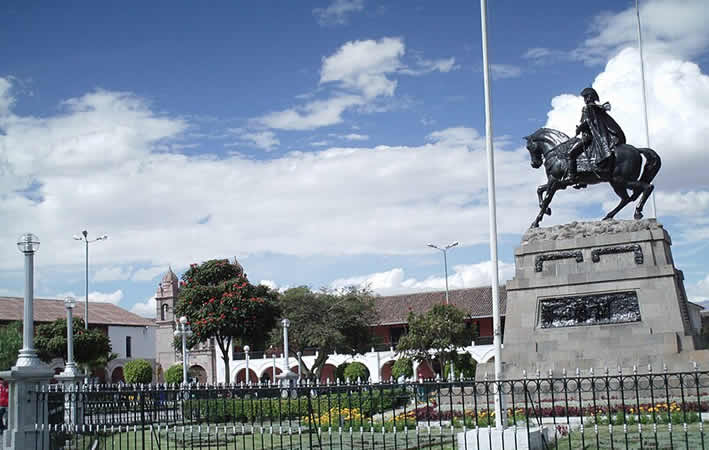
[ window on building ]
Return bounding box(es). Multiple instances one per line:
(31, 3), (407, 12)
(390, 326), (407, 346)
(161, 304), (169, 321)
(126, 336), (132, 358)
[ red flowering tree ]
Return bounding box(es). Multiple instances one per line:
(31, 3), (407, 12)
(174, 259), (279, 382)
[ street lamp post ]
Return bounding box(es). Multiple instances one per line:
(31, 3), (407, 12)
(15, 233), (45, 368)
(281, 318), (291, 374)
(60, 297), (82, 377)
(427, 242), (459, 305)
(244, 345), (250, 385)
(73, 231), (108, 329)
(173, 316), (192, 384)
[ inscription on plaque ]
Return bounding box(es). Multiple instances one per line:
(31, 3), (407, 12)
(538, 291), (641, 329)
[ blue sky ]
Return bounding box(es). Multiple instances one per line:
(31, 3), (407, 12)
(1, 0), (708, 316)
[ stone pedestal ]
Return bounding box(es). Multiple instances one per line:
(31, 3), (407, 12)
(502, 219), (707, 378)
(54, 371), (85, 434)
(457, 426), (551, 449)
(0, 366), (54, 450)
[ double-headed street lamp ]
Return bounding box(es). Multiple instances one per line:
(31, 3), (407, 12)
(73, 230), (108, 329)
(427, 241), (459, 305)
(174, 316), (193, 384)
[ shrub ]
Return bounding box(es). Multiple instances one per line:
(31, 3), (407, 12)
(165, 364), (184, 384)
(391, 358), (413, 380)
(343, 362), (369, 381)
(124, 359), (153, 384)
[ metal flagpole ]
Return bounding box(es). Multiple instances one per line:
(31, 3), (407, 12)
(636, 0), (657, 218)
(479, 0), (504, 430)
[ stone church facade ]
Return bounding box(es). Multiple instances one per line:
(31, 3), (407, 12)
(154, 268), (217, 383)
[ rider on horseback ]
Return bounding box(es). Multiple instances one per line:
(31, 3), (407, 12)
(567, 87), (626, 184)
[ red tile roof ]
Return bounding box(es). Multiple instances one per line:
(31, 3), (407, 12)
(0, 297), (155, 327)
(374, 287), (507, 325)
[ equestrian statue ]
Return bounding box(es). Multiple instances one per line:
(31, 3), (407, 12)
(524, 87), (661, 228)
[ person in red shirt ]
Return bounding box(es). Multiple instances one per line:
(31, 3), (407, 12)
(0, 378), (8, 432)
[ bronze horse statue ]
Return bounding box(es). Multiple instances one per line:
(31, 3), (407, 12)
(524, 128), (660, 228)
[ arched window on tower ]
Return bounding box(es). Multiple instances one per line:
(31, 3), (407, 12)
(161, 303), (169, 321)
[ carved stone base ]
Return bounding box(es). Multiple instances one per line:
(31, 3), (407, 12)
(501, 219), (707, 378)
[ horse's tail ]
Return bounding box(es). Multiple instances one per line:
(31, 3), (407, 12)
(637, 147), (661, 184)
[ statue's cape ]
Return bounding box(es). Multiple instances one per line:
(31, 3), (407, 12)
(583, 104), (626, 165)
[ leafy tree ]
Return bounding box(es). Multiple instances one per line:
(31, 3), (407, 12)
(165, 364), (184, 384)
(268, 286), (379, 379)
(395, 304), (474, 378)
(34, 317), (113, 366)
(0, 321), (22, 371)
(391, 357), (413, 380)
(124, 359), (153, 384)
(343, 362), (369, 381)
(174, 259), (280, 383)
(443, 353), (477, 380)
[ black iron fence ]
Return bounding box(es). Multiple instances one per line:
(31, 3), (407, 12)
(32, 367), (709, 449)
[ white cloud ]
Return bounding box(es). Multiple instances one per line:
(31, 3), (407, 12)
(573, 0), (709, 65)
(256, 95), (363, 130)
(259, 279), (279, 290)
(313, 0), (364, 26)
(130, 295), (156, 317)
(132, 266), (168, 281)
(0, 77), (13, 116)
(239, 131), (280, 151)
(342, 133), (368, 141)
(56, 289), (124, 305)
(93, 266), (132, 282)
(490, 64), (522, 80)
(320, 37), (404, 99)
(329, 261), (515, 296)
(400, 56), (459, 76)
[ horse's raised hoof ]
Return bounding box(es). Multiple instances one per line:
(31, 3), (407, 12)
(530, 222), (539, 228)
(602, 216), (613, 221)
(546, 207), (552, 216)
(634, 211), (644, 220)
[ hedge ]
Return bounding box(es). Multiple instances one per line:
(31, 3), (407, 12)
(124, 359), (153, 384)
(182, 387), (410, 423)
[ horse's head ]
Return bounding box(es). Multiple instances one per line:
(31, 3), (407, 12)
(524, 135), (543, 169)
(524, 128), (570, 170)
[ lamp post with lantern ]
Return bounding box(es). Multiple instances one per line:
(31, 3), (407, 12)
(59, 296), (82, 377)
(174, 316), (193, 384)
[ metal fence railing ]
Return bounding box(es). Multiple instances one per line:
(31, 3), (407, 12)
(32, 367), (709, 449)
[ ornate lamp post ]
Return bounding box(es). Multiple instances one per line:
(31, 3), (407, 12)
(73, 231), (108, 329)
(15, 233), (45, 368)
(173, 316), (192, 384)
(278, 318), (298, 385)
(244, 345), (251, 385)
(59, 297), (82, 377)
(427, 241), (459, 305)
(1, 233), (54, 450)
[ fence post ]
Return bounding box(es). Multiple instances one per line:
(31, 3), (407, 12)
(0, 368), (54, 450)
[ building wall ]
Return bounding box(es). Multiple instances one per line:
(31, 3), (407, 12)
(108, 325), (156, 360)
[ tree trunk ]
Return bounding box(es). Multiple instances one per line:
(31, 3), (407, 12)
(216, 336), (232, 383)
(312, 351), (329, 380)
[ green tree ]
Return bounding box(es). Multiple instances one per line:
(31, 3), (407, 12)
(268, 286), (379, 379)
(343, 362), (369, 381)
(391, 357), (413, 380)
(34, 317), (113, 367)
(0, 321), (22, 371)
(395, 304), (474, 378)
(174, 259), (280, 383)
(124, 359), (153, 383)
(443, 353), (477, 380)
(165, 364), (184, 384)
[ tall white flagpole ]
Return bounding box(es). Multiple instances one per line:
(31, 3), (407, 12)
(635, 0), (657, 218)
(479, 0), (504, 430)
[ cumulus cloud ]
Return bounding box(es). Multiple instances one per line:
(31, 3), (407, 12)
(573, 0), (709, 65)
(342, 133), (368, 141)
(255, 37), (455, 131)
(259, 279), (279, 291)
(93, 266), (132, 282)
(57, 289), (124, 305)
(313, 0), (364, 26)
(130, 295), (156, 317)
(329, 261), (515, 295)
(132, 266), (168, 281)
(320, 37), (404, 99)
